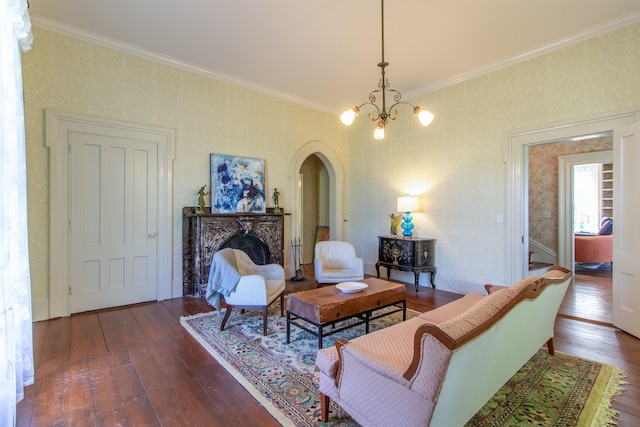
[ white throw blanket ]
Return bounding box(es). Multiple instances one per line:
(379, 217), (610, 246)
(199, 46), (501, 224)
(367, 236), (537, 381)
(206, 248), (241, 313)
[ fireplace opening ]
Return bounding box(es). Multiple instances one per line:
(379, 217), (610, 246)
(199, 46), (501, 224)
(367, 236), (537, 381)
(220, 232), (271, 265)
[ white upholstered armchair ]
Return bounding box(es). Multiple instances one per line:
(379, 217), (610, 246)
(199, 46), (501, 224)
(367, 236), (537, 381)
(314, 241), (364, 284)
(215, 249), (285, 335)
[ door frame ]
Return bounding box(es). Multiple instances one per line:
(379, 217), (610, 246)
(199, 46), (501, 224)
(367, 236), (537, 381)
(46, 110), (175, 319)
(558, 150), (613, 269)
(506, 107), (640, 283)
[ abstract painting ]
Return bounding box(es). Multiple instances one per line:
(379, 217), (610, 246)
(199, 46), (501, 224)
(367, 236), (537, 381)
(210, 154), (266, 213)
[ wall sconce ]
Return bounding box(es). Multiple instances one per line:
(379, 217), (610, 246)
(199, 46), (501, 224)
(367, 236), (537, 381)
(397, 195), (419, 238)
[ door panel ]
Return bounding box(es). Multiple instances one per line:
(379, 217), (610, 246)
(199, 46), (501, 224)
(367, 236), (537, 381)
(69, 132), (158, 313)
(613, 122), (640, 338)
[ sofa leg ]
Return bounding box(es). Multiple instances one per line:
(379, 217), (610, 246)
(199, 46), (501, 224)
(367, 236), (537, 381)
(320, 393), (330, 422)
(546, 338), (555, 355)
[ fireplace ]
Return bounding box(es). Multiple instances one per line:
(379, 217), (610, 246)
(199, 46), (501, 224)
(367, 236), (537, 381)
(182, 207), (286, 297)
(220, 232), (270, 265)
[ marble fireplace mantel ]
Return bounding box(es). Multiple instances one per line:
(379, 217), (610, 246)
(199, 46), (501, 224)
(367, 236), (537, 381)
(182, 207), (286, 297)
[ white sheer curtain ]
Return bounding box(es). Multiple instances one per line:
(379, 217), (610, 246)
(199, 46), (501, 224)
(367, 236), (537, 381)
(0, 0), (33, 425)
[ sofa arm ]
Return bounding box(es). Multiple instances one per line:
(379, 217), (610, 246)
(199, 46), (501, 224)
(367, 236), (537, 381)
(484, 284), (508, 294)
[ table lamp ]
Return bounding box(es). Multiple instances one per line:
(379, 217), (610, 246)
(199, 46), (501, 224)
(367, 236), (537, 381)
(397, 195), (419, 238)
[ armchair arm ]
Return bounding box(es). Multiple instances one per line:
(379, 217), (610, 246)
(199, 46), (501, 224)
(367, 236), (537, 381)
(248, 263), (285, 281)
(226, 275), (269, 304)
(314, 259), (324, 278)
(350, 257), (364, 274)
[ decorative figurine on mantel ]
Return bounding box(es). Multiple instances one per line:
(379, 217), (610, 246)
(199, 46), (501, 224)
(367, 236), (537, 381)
(272, 188), (281, 213)
(389, 213), (402, 235)
(195, 185), (208, 214)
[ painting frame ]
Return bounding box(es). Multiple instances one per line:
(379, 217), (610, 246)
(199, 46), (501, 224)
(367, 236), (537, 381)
(210, 153), (266, 214)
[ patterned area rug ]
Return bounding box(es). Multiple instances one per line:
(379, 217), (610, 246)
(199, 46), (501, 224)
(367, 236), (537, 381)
(181, 304), (626, 427)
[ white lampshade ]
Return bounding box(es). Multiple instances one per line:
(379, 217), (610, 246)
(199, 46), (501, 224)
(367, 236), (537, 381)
(397, 196), (419, 213)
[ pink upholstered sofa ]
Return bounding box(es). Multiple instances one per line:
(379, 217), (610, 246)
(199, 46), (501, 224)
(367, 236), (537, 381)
(315, 266), (572, 426)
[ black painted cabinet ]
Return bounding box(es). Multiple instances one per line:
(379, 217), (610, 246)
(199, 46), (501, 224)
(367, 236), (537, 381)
(376, 235), (437, 291)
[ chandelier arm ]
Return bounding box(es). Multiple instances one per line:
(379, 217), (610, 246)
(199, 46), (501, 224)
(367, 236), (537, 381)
(340, 0), (434, 137)
(387, 100), (418, 121)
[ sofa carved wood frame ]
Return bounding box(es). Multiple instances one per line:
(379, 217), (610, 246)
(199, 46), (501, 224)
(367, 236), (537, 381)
(329, 266), (572, 391)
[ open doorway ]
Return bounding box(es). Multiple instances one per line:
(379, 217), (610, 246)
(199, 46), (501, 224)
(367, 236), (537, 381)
(299, 154), (330, 264)
(288, 141), (345, 280)
(563, 152), (613, 324)
(528, 136), (613, 324)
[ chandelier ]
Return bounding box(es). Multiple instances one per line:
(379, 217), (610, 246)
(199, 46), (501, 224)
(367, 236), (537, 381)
(340, 0), (434, 140)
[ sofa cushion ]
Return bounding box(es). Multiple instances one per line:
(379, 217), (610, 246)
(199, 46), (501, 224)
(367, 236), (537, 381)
(418, 292), (485, 323)
(437, 289), (515, 340)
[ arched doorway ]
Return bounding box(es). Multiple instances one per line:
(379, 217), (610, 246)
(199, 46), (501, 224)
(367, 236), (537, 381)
(299, 154), (330, 263)
(289, 141), (344, 275)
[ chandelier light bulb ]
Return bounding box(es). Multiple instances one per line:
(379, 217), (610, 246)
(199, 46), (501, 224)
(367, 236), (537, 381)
(373, 123), (386, 140)
(415, 108), (435, 126)
(340, 108), (358, 126)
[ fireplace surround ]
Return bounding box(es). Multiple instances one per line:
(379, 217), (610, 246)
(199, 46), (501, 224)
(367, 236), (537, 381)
(182, 207), (286, 297)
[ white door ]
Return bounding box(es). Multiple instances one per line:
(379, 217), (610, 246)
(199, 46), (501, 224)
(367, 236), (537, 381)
(69, 131), (158, 313)
(613, 122), (640, 338)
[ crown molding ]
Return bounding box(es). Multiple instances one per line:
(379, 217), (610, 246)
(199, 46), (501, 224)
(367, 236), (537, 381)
(30, 16), (336, 115)
(405, 10), (640, 101)
(31, 12), (640, 114)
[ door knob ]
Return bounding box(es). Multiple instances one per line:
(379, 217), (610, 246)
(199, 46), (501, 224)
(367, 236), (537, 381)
(148, 232), (158, 238)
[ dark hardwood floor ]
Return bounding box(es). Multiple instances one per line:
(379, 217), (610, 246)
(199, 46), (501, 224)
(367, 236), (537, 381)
(17, 266), (640, 426)
(559, 271), (613, 325)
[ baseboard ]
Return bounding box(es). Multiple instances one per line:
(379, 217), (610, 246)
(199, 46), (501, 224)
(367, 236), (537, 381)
(364, 263), (476, 295)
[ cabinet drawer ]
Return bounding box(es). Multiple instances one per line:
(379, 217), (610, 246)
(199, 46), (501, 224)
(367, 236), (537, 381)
(378, 236), (436, 268)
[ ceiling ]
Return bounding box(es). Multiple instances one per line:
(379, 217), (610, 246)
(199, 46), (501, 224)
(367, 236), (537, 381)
(28, 0), (640, 115)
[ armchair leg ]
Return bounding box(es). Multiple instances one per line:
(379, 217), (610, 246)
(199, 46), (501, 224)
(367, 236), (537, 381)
(262, 307), (268, 336)
(279, 292), (284, 317)
(320, 393), (330, 422)
(220, 306), (233, 331)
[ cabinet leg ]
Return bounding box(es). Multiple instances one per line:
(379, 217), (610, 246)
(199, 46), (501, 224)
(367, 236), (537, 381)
(413, 271), (420, 292)
(430, 268), (437, 288)
(375, 262), (381, 278)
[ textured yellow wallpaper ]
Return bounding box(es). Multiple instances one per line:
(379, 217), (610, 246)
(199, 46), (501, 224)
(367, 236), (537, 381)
(21, 21), (640, 310)
(22, 27), (348, 307)
(346, 22), (640, 289)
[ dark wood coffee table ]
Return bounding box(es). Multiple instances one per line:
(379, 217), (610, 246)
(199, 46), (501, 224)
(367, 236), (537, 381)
(286, 277), (406, 348)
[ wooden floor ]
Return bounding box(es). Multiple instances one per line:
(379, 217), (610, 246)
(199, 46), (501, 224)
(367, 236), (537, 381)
(17, 269), (640, 426)
(559, 272), (613, 325)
